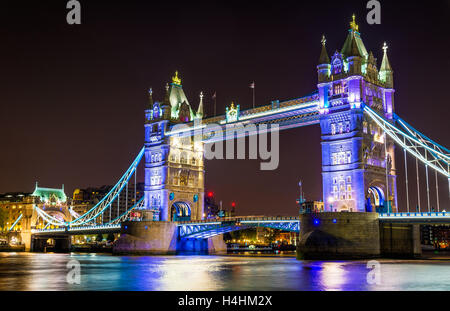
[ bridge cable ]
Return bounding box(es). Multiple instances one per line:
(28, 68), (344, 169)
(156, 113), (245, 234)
(425, 152), (431, 212)
(404, 148), (410, 213)
(416, 158), (421, 212)
(384, 132), (390, 211)
(435, 169), (440, 212)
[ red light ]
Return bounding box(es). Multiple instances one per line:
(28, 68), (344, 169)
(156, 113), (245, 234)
(231, 202), (236, 208)
(208, 192), (213, 197)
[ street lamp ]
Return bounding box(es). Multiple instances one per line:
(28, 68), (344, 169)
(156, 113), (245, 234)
(328, 196), (335, 212)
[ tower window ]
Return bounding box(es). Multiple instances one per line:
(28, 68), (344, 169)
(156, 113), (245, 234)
(331, 123), (336, 135)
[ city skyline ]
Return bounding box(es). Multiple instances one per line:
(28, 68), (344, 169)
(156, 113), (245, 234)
(1, 0), (449, 216)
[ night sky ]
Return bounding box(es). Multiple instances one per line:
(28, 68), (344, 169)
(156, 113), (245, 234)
(0, 0), (449, 215)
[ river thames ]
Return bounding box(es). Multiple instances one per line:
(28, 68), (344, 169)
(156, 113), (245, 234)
(0, 252), (449, 291)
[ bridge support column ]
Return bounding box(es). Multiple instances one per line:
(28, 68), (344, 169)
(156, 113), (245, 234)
(20, 231), (32, 252)
(113, 221), (227, 255)
(379, 223), (421, 258)
(113, 221), (178, 255)
(297, 212), (381, 260)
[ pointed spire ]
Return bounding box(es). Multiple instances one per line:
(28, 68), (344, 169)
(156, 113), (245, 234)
(350, 14), (359, 32)
(172, 70), (181, 85)
(147, 87), (153, 109)
(163, 83), (170, 106)
(380, 42), (392, 71)
(368, 51), (376, 65)
(318, 35), (330, 64)
(196, 91), (204, 119)
(348, 32), (361, 57)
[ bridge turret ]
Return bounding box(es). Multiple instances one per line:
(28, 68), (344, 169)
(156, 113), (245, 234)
(379, 42), (394, 88)
(318, 15), (397, 214)
(317, 35), (331, 83)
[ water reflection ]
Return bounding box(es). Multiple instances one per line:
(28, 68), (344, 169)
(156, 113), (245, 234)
(0, 253), (449, 291)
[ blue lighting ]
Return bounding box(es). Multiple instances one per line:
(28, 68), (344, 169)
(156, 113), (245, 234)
(169, 192), (175, 200)
(124, 225), (128, 230)
(145, 226), (148, 230)
(332, 218), (337, 223)
(193, 194), (198, 203)
(313, 219), (320, 226)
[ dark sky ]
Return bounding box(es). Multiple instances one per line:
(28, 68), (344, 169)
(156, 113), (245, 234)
(0, 0), (449, 215)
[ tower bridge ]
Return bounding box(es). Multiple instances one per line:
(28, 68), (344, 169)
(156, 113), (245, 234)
(18, 16), (450, 258)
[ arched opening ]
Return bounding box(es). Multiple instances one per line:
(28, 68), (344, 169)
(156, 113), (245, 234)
(367, 186), (385, 213)
(170, 201), (191, 221)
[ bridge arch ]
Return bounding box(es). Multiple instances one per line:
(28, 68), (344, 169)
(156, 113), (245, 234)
(170, 201), (191, 221)
(366, 183), (385, 213)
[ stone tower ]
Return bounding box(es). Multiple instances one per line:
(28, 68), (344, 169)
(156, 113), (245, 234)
(318, 15), (397, 213)
(144, 72), (205, 221)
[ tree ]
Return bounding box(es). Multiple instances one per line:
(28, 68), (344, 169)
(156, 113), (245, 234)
(106, 233), (115, 242)
(0, 209), (8, 232)
(96, 233), (104, 242)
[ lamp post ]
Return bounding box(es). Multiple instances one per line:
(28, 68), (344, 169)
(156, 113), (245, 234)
(328, 196), (335, 212)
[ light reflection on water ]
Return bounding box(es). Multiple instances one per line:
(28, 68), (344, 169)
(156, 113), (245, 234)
(0, 252), (449, 291)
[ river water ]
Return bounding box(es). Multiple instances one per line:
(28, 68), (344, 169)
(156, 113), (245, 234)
(0, 252), (449, 291)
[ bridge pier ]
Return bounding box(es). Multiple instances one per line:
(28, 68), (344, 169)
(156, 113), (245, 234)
(113, 221), (226, 255)
(30, 235), (71, 253)
(297, 212), (381, 260)
(380, 223), (421, 258)
(297, 212), (422, 259)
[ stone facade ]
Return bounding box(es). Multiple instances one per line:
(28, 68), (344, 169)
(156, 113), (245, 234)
(144, 73), (205, 221)
(318, 16), (397, 213)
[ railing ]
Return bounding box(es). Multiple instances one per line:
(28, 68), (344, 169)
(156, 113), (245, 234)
(177, 216), (300, 225)
(379, 212), (449, 218)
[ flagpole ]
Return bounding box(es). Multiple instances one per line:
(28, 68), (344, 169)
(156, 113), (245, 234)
(214, 95), (217, 117)
(252, 82), (255, 109)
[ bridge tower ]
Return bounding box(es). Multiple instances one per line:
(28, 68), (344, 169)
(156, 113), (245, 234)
(318, 16), (397, 213)
(144, 72), (205, 221)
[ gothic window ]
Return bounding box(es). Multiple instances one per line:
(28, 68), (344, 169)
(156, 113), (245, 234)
(151, 154), (155, 162)
(345, 121), (350, 132)
(363, 121), (368, 134)
(333, 178), (337, 184)
(333, 58), (342, 74)
(331, 123), (336, 135)
(334, 83), (343, 94)
(346, 176), (351, 183)
(346, 151), (351, 163)
(338, 122), (344, 134)
(180, 152), (188, 164)
(331, 154), (337, 165)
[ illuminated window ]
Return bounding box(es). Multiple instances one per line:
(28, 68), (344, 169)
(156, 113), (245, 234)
(346, 176), (351, 183)
(331, 123), (336, 135)
(338, 122), (344, 134)
(363, 121), (368, 134)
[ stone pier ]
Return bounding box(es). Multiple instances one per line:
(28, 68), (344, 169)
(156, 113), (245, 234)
(113, 221), (226, 255)
(296, 212), (422, 259)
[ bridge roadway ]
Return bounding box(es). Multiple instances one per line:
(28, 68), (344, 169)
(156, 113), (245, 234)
(31, 213), (450, 238)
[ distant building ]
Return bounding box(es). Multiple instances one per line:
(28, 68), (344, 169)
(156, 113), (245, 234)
(0, 183), (68, 247)
(71, 182), (145, 222)
(204, 191), (219, 219)
(300, 201), (324, 214)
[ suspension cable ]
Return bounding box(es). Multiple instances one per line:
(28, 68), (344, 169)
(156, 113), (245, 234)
(416, 158), (421, 212)
(404, 149), (410, 213)
(384, 132), (390, 212)
(435, 169), (440, 212)
(425, 163), (431, 212)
